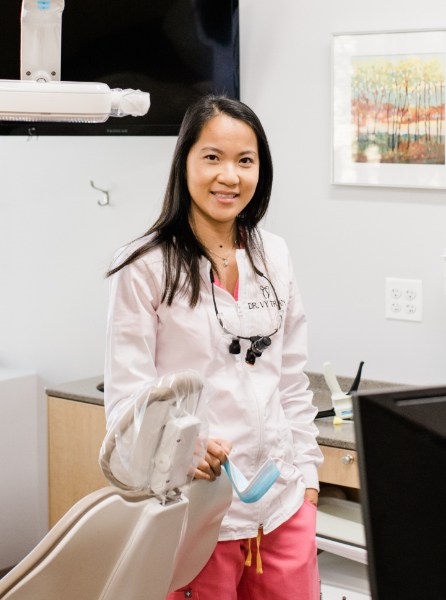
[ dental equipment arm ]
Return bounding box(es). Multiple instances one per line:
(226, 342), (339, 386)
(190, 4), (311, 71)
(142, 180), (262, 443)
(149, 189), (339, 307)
(0, 0), (150, 122)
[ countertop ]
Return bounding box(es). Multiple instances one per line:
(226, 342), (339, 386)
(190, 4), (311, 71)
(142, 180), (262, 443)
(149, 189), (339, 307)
(47, 375), (105, 407)
(46, 372), (406, 451)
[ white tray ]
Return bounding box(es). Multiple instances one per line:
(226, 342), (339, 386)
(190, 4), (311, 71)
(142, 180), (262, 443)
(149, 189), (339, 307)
(318, 551), (371, 599)
(316, 497), (367, 564)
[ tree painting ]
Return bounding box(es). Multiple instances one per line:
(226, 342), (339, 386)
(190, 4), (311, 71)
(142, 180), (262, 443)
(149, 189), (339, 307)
(351, 54), (445, 164)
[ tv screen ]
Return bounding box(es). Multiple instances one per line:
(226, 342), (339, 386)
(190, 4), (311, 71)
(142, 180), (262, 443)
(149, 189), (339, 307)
(0, 0), (239, 136)
(353, 386), (446, 599)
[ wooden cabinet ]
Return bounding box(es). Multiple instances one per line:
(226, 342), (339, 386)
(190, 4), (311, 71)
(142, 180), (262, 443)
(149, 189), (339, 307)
(47, 396), (107, 527)
(318, 445), (360, 489)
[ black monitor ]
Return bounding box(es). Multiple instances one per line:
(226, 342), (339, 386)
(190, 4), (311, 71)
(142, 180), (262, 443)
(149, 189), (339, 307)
(353, 386), (446, 600)
(0, 0), (239, 136)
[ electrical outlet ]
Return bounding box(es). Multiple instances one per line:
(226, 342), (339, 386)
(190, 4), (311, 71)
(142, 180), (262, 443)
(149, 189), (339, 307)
(385, 278), (423, 322)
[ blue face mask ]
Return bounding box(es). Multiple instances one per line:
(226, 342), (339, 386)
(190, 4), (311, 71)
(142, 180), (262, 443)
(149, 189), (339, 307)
(223, 457), (281, 503)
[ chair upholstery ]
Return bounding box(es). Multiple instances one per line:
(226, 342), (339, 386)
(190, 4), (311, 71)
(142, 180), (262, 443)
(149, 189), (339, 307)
(0, 477), (232, 600)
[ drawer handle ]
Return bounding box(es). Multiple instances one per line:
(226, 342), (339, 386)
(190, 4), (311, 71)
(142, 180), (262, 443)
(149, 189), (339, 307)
(341, 453), (354, 465)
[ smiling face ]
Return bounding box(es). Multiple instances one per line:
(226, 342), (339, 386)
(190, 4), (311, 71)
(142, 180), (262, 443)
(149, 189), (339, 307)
(186, 114), (260, 232)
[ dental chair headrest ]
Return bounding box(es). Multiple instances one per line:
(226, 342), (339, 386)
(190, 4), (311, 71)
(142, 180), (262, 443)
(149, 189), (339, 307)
(99, 370), (205, 497)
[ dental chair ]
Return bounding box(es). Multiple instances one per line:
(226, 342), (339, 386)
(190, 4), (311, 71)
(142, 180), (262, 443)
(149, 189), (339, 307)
(0, 371), (233, 600)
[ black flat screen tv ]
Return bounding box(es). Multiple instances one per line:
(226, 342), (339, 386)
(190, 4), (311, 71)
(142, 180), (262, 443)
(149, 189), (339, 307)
(1, 0), (239, 136)
(353, 385), (446, 600)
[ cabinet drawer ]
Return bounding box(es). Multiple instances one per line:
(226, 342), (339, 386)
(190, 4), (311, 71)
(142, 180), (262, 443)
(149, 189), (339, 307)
(318, 445), (360, 489)
(48, 396), (107, 526)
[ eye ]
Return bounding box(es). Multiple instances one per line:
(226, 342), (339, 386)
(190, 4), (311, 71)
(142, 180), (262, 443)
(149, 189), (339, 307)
(204, 154), (219, 162)
(240, 156), (255, 165)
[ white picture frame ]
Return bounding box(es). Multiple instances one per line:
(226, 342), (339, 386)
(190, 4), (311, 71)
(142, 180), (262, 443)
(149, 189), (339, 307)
(332, 30), (446, 189)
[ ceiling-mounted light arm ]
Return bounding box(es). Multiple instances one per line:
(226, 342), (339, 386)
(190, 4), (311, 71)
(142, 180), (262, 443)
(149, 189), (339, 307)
(21, 0), (64, 83)
(0, 0), (150, 123)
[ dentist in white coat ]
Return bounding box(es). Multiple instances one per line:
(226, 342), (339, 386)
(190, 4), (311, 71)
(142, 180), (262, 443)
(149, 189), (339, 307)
(104, 94), (323, 600)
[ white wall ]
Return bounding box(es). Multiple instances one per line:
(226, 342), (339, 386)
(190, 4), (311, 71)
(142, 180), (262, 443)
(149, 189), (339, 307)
(0, 135), (175, 384)
(2, 0), (445, 390)
(1, 0), (446, 559)
(239, 0), (446, 385)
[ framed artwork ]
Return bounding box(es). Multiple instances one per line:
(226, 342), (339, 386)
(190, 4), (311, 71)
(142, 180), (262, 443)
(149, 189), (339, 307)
(332, 30), (446, 189)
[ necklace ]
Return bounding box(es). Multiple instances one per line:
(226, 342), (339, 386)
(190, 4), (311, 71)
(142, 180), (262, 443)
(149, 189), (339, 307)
(197, 230), (237, 268)
(207, 248), (232, 267)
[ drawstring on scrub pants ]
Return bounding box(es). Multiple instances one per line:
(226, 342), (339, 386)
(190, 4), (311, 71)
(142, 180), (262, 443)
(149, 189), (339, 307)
(245, 529), (263, 574)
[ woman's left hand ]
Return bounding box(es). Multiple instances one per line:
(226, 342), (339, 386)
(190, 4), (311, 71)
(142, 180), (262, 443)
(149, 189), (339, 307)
(194, 438), (232, 481)
(304, 488), (319, 507)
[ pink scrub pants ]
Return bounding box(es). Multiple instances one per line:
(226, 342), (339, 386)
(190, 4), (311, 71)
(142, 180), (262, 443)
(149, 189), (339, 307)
(167, 499), (320, 600)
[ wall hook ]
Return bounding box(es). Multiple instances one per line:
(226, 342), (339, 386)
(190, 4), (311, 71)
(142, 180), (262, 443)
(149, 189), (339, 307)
(27, 127), (38, 141)
(90, 180), (110, 206)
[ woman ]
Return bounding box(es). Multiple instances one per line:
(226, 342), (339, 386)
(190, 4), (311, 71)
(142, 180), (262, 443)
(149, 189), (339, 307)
(104, 95), (323, 599)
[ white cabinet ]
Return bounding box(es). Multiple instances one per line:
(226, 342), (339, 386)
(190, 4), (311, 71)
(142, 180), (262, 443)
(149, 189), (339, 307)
(0, 370), (47, 570)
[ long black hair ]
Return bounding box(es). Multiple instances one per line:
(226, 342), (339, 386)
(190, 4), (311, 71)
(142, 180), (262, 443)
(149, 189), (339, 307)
(108, 95), (274, 306)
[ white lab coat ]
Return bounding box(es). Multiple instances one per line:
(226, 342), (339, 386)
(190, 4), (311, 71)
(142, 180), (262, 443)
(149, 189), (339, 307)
(104, 228), (323, 540)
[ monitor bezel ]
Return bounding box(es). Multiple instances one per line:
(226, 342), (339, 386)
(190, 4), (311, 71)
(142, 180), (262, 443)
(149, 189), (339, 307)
(353, 385), (446, 599)
(0, 0), (240, 137)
